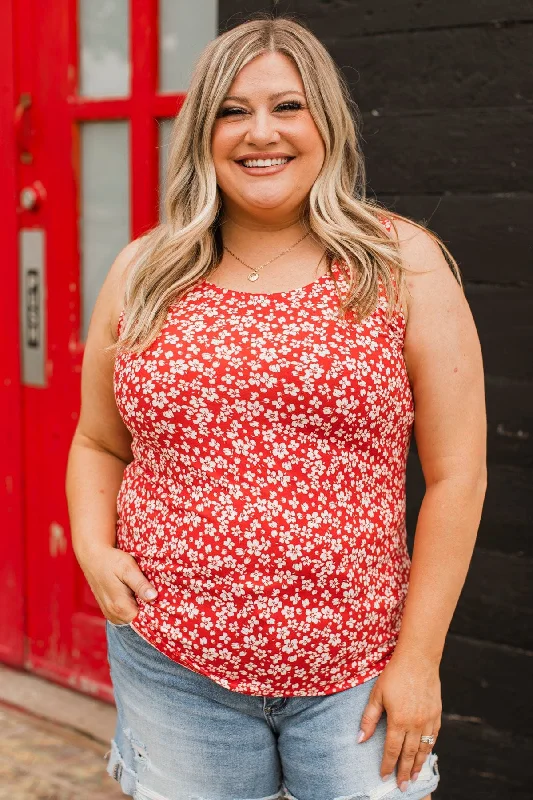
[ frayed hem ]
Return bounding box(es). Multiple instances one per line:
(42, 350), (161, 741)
(105, 738), (285, 800)
(105, 739), (137, 796)
(368, 753), (439, 800)
(281, 753), (439, 800)
(187, 794), (284, 800)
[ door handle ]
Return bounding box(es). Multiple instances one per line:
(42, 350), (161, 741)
(20, 181), (47, 212)
(14, 92), (33, 164)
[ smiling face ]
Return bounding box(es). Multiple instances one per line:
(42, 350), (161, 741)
(211, 51), (326, 226)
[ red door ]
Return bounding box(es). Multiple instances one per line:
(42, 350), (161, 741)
(4, 0), (217, 700)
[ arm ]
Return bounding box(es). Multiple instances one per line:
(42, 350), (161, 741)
(65, 239), (158, 623)
(359, 219), (487, 788)
(396, 220), (487, 663)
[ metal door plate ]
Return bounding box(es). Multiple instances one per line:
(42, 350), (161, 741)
(20, 228), (46, 387)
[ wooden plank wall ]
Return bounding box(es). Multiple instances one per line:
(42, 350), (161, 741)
(219, 3), (533, 796)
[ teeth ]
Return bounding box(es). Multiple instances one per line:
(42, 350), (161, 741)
(241, 157), (290, 168)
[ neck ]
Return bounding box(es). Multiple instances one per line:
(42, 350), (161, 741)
(219, 209), (309, 259)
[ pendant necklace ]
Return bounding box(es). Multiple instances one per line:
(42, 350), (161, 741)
(224, 231), (310, 282)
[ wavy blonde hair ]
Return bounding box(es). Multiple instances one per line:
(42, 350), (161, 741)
(114, 13), (461, 354)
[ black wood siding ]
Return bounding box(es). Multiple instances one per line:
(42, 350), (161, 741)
(219, 3), (533, 796)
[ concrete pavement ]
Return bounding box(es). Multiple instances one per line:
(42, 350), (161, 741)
(0, 665), (122, 799)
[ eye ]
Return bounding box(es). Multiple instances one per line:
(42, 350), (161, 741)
(216, 106), (248, 118)
(275, 101), (304, 112)
(216, 100), (305, 118)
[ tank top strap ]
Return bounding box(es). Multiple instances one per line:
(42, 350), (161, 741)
(116, 308), (126, 340)
(378, 214), (393, 233)
(377, 215), (403, 308)
(327, 216), (404, 324)
(327, 214), (394, 291)
(328, 256), (348, 285)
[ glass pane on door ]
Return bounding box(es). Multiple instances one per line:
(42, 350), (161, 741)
(159, 0), (218, 93)
(78, 0), (130, 97)
(79, 122), (130, 340)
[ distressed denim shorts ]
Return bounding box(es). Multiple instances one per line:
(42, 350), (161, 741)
(105, 621), (440, 800)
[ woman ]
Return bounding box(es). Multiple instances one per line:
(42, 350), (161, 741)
(66, 15), (486, 800)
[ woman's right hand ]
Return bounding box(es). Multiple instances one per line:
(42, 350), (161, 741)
(78, 545), (158, 625)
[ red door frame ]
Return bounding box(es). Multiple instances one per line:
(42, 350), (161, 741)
(2, 0), (185, 697)
(0, 0), (25, 668)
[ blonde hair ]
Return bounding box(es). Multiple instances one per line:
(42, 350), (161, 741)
(115, 14), (461, 354)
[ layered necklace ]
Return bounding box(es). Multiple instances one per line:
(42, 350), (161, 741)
(224, 231), (310, 282)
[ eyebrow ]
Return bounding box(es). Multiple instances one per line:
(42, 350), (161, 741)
(222, 90), (306, 103)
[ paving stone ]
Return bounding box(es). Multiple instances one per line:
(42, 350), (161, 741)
(0, 704), (123, 799)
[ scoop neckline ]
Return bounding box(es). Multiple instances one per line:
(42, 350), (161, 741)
(200, 263), (339, 299)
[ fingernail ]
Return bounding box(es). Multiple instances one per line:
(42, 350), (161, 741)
(382, 774), (392, 782)
(412, 772), (420, 782)
(357, 730), (365, 743)
(144, 588), (157, 600)
(400, 781), (409, 792)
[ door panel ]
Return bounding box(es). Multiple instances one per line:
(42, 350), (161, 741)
(15, 0), (212, 698)
(78, 0), (131, 98)
(80, 120), (131, 340)
(0, 0), (25, 667)
(159, 0), (217, 92)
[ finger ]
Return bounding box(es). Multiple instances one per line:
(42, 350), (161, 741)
(411, 723), (440, 781)
(119, 556), (158, 601)
(396, 729), (425, 790)
(103, 576), (141, 622)
(380, 726), (405, 780)
(106, 595), (139, 624)
(88, 585), (134, 623)
(358, 688), (384, 743)
(107, 615), (134, 625)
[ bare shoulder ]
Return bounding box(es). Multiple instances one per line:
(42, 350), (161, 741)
(106, 238), (145, 341)
(86, 237), (145, 348)
(387, 218), (486, 485)
(388, 217), (465, 322)
(77, 237), (146, 458)
(390, 216), (454, 278)
(388, 218), (483, 396)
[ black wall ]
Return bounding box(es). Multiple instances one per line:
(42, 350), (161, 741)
(219, 3), (533, 797)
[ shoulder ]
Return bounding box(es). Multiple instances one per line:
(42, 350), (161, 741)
(109, 237), (145, 290)
(388, 220), (481, 392)
(82, 237), (147, 346)
(385, 217), (463, 321)
(106, 238), (146, 341)
(388, 217), (448, 275)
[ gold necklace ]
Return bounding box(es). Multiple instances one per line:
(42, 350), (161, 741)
(223, 231), (310, 282)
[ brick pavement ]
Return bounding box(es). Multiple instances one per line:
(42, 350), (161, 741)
(0, 703), (123, 799)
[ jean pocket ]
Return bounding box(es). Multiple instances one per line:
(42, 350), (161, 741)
(106, 619), (132, 628)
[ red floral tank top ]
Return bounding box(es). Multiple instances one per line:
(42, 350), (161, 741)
(113, 231), (415, 696)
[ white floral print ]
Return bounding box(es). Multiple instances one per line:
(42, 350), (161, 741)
(113, 227), (415, 696)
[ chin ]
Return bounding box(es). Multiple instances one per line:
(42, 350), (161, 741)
(247, 200), (291, 211)
(241, 191), (295, 210)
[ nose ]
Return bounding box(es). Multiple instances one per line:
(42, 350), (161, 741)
(244, 109), (281, 147)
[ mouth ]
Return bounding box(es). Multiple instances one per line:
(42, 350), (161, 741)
(234, 156), (295, 175)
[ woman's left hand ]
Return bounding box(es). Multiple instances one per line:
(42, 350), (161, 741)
(358, 653), (442, 790)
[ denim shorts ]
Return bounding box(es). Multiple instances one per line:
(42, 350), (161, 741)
(105, 621), (440, 800)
